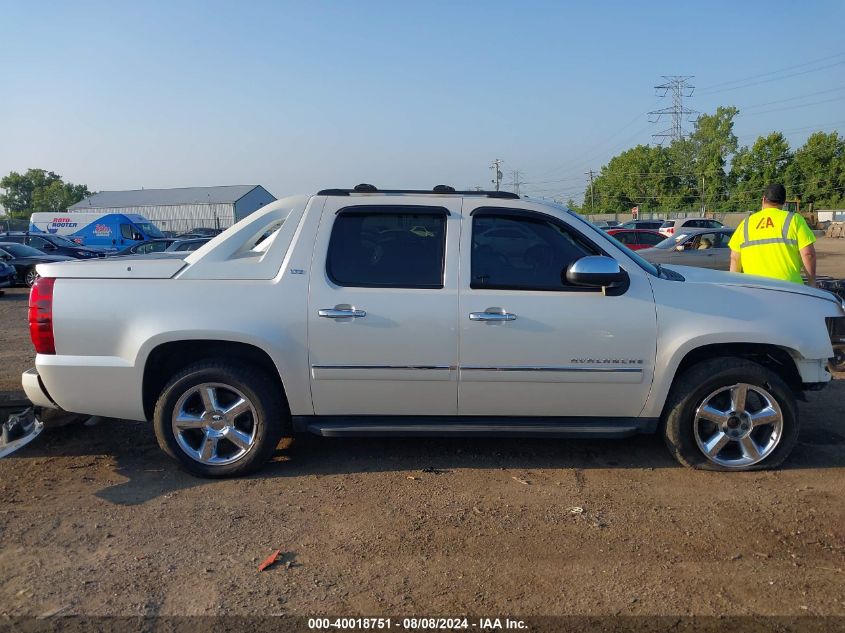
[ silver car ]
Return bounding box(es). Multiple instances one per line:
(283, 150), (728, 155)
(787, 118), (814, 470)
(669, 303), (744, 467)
(638, 228), (735, 270)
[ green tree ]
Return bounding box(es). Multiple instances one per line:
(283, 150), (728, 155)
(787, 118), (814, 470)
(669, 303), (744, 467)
(0, 169), (90, 218)
(784, 131), (845, 208)
(728, 132), (792, 211)
(689, 106), (739, 211)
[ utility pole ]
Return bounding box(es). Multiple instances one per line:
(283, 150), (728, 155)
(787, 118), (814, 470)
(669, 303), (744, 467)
(700, 174), (705, 215)
(490, 159), (503, 191)
(648, 76), (698, 144)
(510, 170), (525, 195)
(585, 169), (595, 213)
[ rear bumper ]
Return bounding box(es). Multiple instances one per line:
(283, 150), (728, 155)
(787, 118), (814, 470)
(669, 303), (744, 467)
(31, 356), (146, 420)
(21, 368), (60, 410)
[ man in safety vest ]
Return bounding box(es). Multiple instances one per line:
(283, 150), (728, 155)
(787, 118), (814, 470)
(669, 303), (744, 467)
(728, 183), (817, 287)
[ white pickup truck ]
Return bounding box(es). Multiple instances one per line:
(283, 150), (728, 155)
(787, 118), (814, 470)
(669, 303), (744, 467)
(23, 185), (845, 476)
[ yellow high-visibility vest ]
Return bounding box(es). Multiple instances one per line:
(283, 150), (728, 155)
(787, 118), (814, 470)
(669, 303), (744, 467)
(727, 208), (815, 284)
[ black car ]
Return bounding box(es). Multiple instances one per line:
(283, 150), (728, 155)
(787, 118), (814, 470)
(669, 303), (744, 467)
(111, 238), (178, 256)
(0, 232), (105, 259)
(0, 242), (74, 287)
(181, 227), (222, 237)
(165, 237), (212, 252)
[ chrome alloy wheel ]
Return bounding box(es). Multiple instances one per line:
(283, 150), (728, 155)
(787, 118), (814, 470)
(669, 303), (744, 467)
(25, 269), (39, 287)
(171, 383), (258, 465)
(693, 382), (784, 468)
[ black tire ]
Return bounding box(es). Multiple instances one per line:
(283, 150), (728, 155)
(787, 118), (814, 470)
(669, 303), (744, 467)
(24, 267), (39, 287)
(663, 357), (799, 471)
(153, 360), (289, 477)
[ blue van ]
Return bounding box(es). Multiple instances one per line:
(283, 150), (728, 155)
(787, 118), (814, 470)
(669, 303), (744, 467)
(29, 212), (164, 250)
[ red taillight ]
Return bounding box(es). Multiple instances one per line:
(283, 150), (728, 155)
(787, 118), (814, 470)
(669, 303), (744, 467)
(29, 277), (56, 355)
(666, 227), (675, 234)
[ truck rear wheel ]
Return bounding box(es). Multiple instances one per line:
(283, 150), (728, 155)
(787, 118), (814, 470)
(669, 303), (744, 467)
(663, 357), (799, 471)
(153, 360), (288, 477)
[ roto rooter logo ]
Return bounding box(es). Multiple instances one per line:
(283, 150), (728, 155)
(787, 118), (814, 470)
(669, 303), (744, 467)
(93, 223), (112, 237)
(47, 217), (78, 234)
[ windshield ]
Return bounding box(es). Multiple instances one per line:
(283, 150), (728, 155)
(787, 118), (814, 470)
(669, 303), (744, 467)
(540, 203), (661, 277)
(135, 222), (164, 238)
(0, 243), (43, 257)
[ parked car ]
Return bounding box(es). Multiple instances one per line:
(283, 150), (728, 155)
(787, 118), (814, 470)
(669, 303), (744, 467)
(606, 228), (666, 251)
(165, 237), (212, 252)
(659, 217), (725, 237)
(183, 227), (223, 237)
(618, 220), (664, 230)
(0, 242), (73, 287)
(111, 239), (178, 256)
(22, 186), (844, 477)
(638, 228), (735, 270)
(0, 232), (105, 259)
(592, 220), (619, 230)
(0, 259), (16, 294)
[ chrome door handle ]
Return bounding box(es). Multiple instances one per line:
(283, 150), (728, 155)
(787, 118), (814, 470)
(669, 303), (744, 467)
(318, 304), (367, 319)
(469, 307), (517, 322)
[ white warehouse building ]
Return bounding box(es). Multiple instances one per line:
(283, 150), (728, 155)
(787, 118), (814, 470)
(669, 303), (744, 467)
(68, 185), (277, 234)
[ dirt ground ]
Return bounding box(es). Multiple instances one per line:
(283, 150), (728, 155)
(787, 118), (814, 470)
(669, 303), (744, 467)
(1, 239), (845, 619)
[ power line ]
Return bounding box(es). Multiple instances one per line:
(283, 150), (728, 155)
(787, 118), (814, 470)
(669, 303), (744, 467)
(737, 85), (845, 111)
(698, 60), (845, 96)
(735, 95), (845, 117)
(698, 51), (845, 92)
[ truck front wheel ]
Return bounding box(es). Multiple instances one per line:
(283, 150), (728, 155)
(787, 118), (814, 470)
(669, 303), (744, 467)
(663, 357), (799, 471)
(153, 361), (287, 477)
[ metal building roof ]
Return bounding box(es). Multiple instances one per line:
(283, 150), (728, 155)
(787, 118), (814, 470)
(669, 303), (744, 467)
(69, 185), (271, 209)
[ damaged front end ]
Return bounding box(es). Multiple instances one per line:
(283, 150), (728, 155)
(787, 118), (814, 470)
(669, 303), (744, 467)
(819, 278), (845, 373)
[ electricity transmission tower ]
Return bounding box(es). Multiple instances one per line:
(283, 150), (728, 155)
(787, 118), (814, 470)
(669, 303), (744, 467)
(509, 170), (525, 195)
(648, 76), (698, 144)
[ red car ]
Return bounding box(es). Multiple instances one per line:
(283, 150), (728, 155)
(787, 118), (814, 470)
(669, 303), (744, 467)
(606, 228), (665, 251)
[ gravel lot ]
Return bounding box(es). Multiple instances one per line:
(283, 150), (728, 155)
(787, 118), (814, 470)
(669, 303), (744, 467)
(1, 240), (845, 618)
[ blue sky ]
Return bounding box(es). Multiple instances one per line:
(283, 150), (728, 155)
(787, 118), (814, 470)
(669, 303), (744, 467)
(2, 0), (844, 203)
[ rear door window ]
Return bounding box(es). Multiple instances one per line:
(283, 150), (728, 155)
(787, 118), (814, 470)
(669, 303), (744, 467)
(611, 231), (636, 246)
(326, 207), (447, 288)
(638, 231), (664, 246)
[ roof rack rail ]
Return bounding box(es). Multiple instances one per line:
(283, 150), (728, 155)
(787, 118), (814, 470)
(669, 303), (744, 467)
(317, 184), (519, 199)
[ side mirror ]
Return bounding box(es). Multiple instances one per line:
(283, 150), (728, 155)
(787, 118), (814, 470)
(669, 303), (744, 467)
(565, 256), (628, 289)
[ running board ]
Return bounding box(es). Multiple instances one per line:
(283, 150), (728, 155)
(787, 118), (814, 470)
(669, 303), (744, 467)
(292, 416), (657, 438)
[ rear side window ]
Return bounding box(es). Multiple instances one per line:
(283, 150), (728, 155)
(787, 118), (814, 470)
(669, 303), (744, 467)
(638, 231), (664, 246)
(327, 207), (447, 288)
(611, 231), (636, 245)
(661, 221), (675, 228)
(471, 213), (596, 291)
